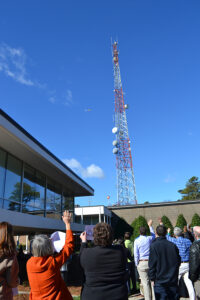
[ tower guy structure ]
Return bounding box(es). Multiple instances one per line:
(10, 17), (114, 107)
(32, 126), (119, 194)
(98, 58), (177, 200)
(112, 41), (137, 205)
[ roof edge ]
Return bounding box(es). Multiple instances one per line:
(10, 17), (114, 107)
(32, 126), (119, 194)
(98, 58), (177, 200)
(0, 109), (94, 194)
(108, 199), (200, 210)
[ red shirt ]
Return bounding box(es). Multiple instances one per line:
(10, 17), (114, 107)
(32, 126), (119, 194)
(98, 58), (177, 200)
(27, 230), (74, 300)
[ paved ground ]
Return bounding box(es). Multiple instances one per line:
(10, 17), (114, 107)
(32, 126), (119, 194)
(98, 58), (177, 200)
(128, 294), (188, 300)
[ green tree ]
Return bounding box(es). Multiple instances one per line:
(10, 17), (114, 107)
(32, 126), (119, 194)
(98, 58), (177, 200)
(178, 176), (200, 201)
(175, 214), (187, 229)
(191, 213), (200, 227)
(9, 182), (40, 211)
(161, 215), (173, 233)
(131, 216), (150, 241)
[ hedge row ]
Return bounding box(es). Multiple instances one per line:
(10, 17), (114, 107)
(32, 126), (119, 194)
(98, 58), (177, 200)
(130, 213), (200, 241)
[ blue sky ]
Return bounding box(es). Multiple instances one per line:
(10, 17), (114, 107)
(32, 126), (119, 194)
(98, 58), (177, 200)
(0, 1), (200, 206)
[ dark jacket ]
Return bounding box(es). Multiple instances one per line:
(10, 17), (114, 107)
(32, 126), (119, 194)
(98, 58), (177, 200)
(149, 237), (181, 286)
(189, 240), (200, 282)
(79, 243), (128, 300)
(184, 231), (194, 243)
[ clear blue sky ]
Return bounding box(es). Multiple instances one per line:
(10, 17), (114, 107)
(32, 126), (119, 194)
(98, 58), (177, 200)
(0, 1), (200, 206)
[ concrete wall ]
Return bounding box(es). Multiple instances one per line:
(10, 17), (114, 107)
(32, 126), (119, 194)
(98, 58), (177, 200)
(0, 208), (85, 235)
(109, 200), (200, 226)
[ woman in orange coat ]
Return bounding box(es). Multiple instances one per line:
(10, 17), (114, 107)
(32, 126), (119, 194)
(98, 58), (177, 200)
(27, 210), (74, 300)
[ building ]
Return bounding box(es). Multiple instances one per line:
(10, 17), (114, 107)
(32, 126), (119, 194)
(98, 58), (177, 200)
(109, 200), (200, 227)
(75, 205), (112, 225)
(0, 109), (94, 235)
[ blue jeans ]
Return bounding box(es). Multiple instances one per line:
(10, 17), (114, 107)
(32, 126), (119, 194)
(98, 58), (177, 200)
(154, 283), (179, 300)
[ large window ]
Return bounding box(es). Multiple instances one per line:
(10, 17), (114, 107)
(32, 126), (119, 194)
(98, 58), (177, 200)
(22, 164), (45, 215)
(4, 154), (22, 212)
(62, 194), (74, 221)
(62, 193), (74, 212)
(0, 149), (6, 206)
(0, 147), (75, 219)
(46, 178), (62, 219)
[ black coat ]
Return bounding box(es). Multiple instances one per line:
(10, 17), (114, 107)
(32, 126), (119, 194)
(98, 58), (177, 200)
(184, 231), (194, 243)
(189, 240), (200, 282)
(149, 237), (181, 286)
(79, 243), (128, 300)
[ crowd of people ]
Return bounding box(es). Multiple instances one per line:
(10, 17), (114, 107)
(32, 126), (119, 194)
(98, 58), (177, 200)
(1, 213), (200, 300)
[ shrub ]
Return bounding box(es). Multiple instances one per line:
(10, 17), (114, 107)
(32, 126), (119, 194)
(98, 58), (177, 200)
(131, 216), (150, 241)
(191, 213), (200, 227)
(161, 215), (173, 233)
(176, 214), (187, 229)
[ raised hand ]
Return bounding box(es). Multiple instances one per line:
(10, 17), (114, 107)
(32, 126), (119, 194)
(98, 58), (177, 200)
(80, 231), (87, 243)
(148, 219), (153, 227)
(62, 210), (71, 229)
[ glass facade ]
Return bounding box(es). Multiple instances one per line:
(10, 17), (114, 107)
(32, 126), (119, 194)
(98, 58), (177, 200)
(4, 154), (22, 212)
(46, 178), (62, 219)
(22, 164), (45, 216)
(0, 148), (6, 207)
(0, 147), (74, 219)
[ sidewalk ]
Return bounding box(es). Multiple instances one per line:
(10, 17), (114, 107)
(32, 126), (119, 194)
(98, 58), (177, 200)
(128, 294), (188, 300)
(128, 293), (144, 299)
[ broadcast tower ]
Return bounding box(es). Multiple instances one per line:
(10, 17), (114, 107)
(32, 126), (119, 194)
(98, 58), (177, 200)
(112, 41), (137, 205)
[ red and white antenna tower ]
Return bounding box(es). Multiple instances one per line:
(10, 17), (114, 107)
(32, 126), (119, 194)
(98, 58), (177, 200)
(112, 41), (137, 205)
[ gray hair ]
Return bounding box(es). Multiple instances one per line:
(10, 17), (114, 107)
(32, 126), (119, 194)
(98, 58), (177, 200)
(174, 227), (182, 237)
(31, 235), (54, 257)
(193, 226), (200, 238)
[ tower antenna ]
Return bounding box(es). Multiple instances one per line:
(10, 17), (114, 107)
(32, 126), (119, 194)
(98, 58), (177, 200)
(111, 41), (137, 205)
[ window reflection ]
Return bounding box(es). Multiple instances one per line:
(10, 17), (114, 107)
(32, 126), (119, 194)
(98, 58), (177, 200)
(4, 154), (22, 212)
(4, 199), (21, 212)
(0, 148), (6, 200)
(62, 194), (74, 222)
(22, 164), (45, 215)
(46, 178), (62, 219)
(0, 148), (75, 219)
(63, 194), (74, 212)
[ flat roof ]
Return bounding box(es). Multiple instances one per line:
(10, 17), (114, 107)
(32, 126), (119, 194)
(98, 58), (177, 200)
(0, 109), (94, 196)
(108, 199), (200, 210)
(75, 205), (112, 216)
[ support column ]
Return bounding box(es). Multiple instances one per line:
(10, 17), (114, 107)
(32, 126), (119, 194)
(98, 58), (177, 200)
(81, 208), (83, 224)
(99, 207), (101, 222)
(26, 235), (28, 252)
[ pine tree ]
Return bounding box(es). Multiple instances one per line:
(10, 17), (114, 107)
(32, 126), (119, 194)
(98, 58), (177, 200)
(130, 218), (138, 241)
(161, 215), (174, 233)
(131, 216), (150, 241)
(191, 213), (200, 227)
(175, 214), (187, 229)
(178, 176), (200, 201)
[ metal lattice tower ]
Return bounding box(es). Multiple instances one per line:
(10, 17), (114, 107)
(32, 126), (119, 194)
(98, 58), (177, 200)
(112, 41), (137, 205)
